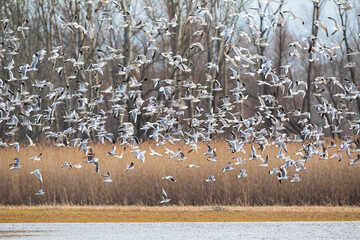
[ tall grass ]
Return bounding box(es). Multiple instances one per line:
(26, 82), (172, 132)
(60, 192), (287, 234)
(1, 140), (359, 206)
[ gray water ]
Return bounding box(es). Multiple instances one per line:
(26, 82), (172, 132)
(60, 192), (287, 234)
(0, 222), (359, 240)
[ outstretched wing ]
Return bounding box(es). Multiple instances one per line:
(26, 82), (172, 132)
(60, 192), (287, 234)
(93, 161), (99, 173)
(26, 134), (34, 146)
(161, 188), (167, 199)
(110, 145), (116, 154)
(35, 170), (43, 181)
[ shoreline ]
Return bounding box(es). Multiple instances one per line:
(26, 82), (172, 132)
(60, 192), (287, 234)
(1, 206), (359, 223)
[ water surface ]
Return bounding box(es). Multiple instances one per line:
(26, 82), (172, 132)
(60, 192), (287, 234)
(0, 222), (359, 239)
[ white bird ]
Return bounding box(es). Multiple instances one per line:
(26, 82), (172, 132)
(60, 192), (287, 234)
(30, 169), (43, 182)
(237, 169), (248, 178)
(85, 156), (99, 173)
(9, 142), (20, 152)
(348, 154), (360, 165)
(169, 148), (182, 158)
(328, 16), (345, 35)
(330, 153), (342, 162)
(149, 146), (163, 156)
(190, 42), (205, 51)
(4, 59), (15, 70)
(107, 145), (117, 156)
(113, 146), (126, 159)
(160, 188), (171, 204)
(207, 150), (217, 162)
(278, 166), (288, 182)
(29, 153), (42, 161)
(291, 174), (301, 183)
(73, 163), (83, 169)
(164, 146), (175, 155)
(29, 49), (43, 71)
(162, 176), (176, 182)
(102, 171), (113, 183)
(131, 150), (146, 163)
(249, 145), (262, 161)
(233, 157), (245, 165)
(282, 10), (305, 25)
(205, 62), (219, 72)
(61, 162), (72, 169)
(125, 162), (134, 171)
(222, 162), (234, 173)
(177, 152), (187, 162)
(269, 168), (280, 176)
(205, 175), (216, 182)
(25, 134), (36, 147)
(259, 155), (269, 167)
(0, 141), (8, 148)
(35, 189), (45, 196)
(185, 164), (200, 168)
(9, 158), (23, 170)
(314, 20), (329, 38)
(204, 144), (215, 156)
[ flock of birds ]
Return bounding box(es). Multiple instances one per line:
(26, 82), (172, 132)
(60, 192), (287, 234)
(1, 0), (360, 204)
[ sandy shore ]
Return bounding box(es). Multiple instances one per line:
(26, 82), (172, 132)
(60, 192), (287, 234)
(0, 206), (359, 222)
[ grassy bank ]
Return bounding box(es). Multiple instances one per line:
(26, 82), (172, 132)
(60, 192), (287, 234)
(1, 140), (360, 205)
(1, 206), (360, 222)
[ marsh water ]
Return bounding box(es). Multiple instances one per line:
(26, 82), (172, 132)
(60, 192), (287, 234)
(0, 222), (359, 239)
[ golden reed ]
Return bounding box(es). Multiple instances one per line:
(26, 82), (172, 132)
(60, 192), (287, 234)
(1, 139), (359, 205)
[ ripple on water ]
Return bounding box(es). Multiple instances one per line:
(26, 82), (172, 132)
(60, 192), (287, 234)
(0, 222), (359, 240)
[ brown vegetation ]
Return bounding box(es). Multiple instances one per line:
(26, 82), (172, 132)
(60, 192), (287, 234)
(1, 206), (360, 222)
(1, 140), (359, 206)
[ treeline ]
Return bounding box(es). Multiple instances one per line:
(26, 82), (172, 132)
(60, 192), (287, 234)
(0, 0), (359, 143)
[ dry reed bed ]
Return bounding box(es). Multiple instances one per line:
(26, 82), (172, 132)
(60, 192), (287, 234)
(1, 206), (360, 222)
(0, 140), (359, 205)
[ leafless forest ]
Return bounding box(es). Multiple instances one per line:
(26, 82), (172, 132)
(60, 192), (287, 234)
(0, 0), (360, 205)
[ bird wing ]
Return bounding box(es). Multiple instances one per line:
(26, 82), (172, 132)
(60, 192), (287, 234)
(25, 134), (34, 146)
(280, 166), (287, 177)
(328, 16), (338, 27)
(161, 188), (167, 199)
(35, 170), (43, 181)
(164, 146), (174, 155)
(251, 145), (256, 156)
(30, 53), (39, 69)
(132, 150), (139, 159)
(110, 145), (116, 154)
(211, 150), (217, 159)
(140, 152), (145, 163)
(14, 142), (20, 152)
(149, 146), (155, 154)
(93, 161), (99, 173)
(354, 155), (360, 163)
(171, 149), (181, 158)
(264, 155), (269, 164)
(318, 21), (329, 37)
